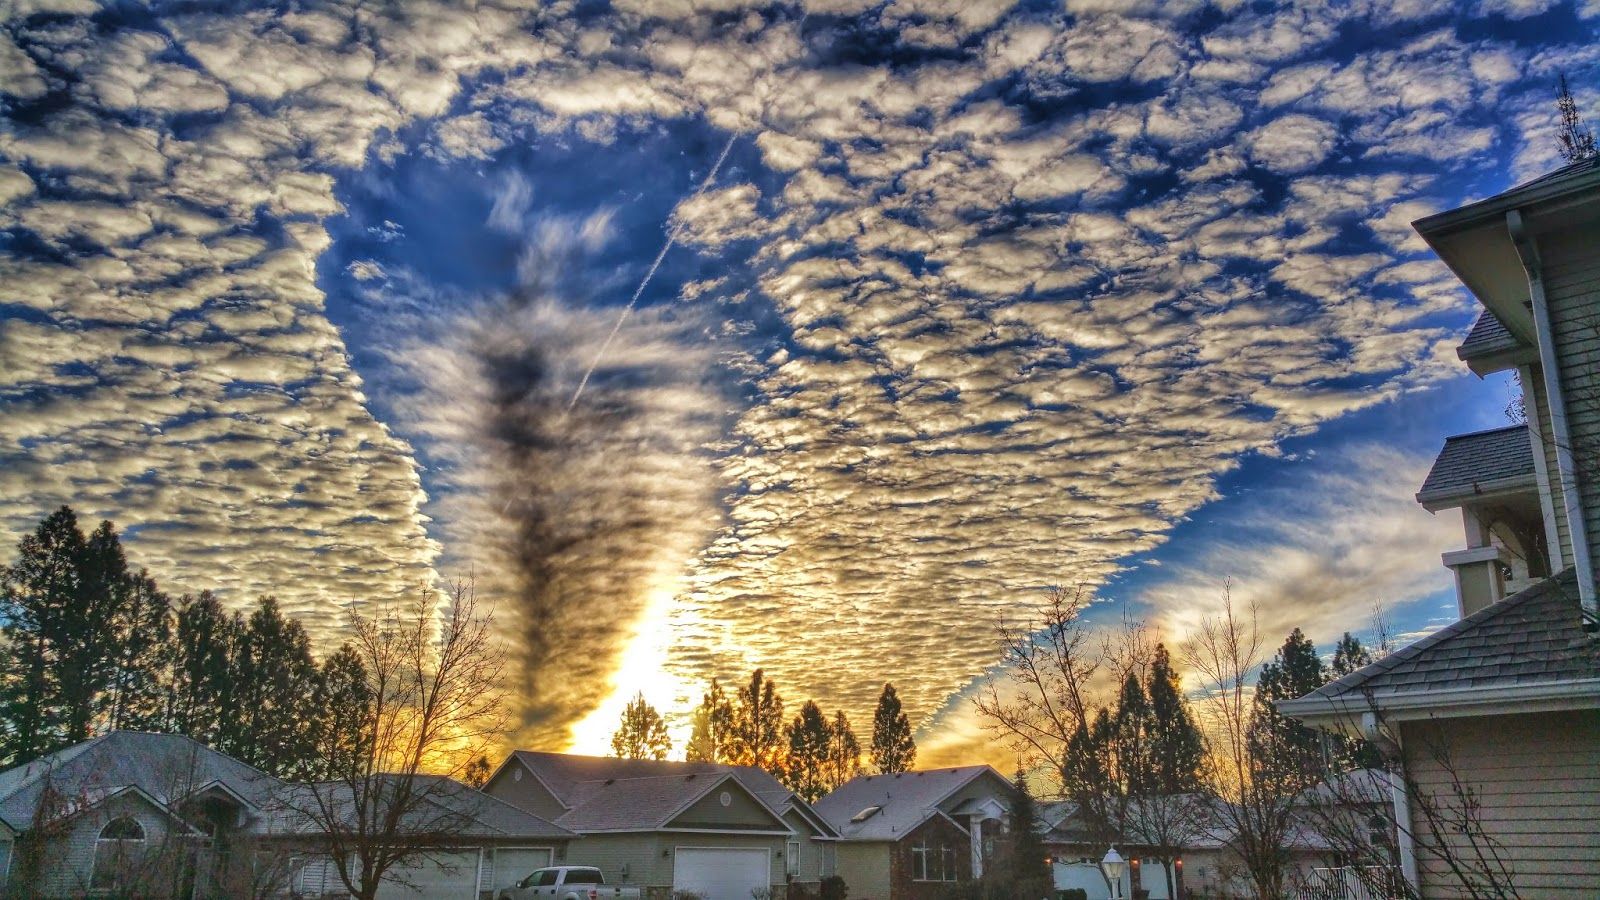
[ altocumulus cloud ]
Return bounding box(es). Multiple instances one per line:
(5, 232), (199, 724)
(1, 1), (1597, 747)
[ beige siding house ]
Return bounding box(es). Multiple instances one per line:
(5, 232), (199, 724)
(482, 751), (838, 900)
(1280, 159), (1600, 899)
(811, 766), (1014, 900)
(0, 731), (575, 900)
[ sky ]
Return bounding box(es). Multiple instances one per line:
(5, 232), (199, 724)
(2, 0), (1598, 766)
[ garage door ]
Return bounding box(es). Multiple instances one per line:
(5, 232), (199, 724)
(482, 847), (555, 893)
(375, 849), (481, 898)
(674, 847), (769, 900)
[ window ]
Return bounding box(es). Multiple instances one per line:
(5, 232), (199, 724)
(910, 844), (931, 881)
(91, 817), (146, 889)
(787, 841), (800, 877)
(940, 846), (958, 881)
(564, 868), (603, 884)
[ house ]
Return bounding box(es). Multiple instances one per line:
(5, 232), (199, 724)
(1038, 773), (1403, 900)
(1278, 159), (1600, 898)
(481, 751), (839, 900)
(810, 766), (1014, 900)
(0, 730), (576, 899)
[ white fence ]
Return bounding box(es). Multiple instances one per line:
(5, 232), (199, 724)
(1290, 866), (1406, 900)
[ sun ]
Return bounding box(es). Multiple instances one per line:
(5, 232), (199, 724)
(566, 586), (698, 756)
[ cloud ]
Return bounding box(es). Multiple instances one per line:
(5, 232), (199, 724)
(0, 0), (1580, 753)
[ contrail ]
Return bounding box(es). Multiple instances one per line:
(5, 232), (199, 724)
(566, 131), (740, 411)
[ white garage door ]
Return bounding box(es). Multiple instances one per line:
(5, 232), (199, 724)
(483, 847), (555, 892)
(375, 850), (481, 899)
(673, 847), (769, 900)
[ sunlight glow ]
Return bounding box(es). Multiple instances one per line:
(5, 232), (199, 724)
(566, 586), (698, 756)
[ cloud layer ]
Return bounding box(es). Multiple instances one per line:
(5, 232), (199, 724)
(1, 1), (1595, 749)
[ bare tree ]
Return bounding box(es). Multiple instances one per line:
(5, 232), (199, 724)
(284, 580), (506, 900)
(1182, 585), (1307, 900)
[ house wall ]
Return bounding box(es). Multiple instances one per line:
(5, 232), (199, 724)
(1401, 709), (1600, 899)
(887, 815), (973, 900)
(1540, 227), (1600, 571)
(564, 831), (794, 897)
(669, 782), (781, 829)
(781, 809), (829, 888)
(1525, 368), (1575, 570)
(482, 760), (569, 822)
(835, 842), (891, 900)
(20, 791), (186, 899)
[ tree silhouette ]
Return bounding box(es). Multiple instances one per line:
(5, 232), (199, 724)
(1557, 73), (1597, 162)
(611, 692), (672, 760)
(783, 700), (832, 801)
(870, 682), (916, 773)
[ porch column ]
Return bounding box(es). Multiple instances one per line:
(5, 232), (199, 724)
(970, 815), (983, 878)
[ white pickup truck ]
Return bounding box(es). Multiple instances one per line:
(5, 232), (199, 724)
(495, 866), (642, 900)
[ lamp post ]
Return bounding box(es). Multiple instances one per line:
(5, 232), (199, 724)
(1101, 847), (1127, 900)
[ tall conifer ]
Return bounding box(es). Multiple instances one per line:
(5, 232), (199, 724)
(869, 683), (916, 774)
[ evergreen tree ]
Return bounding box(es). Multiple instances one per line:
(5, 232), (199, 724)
(783, 701), (832, 802)
(1145, 643), (1203, 793)
(685, 678), (732, 763)
(1558, 73), (1597, 162)
(1330, 632), (1372, 679)
(0, 507), (86, 764)
(1247, 629), (1327, 795)
(166, 592), (241, 744)
(1112, 671), (1154, 796)
(0, 508), (165, 764)
(1004, 769), (1052, 897)
(106, 570), (173, 732)
(869, 683), (916, 774)
(824, 709), (862, 790)
(314, 641), (375, 779)
(611, 693), (672, 761)
(726, 669), (785, 770)
(229, 597), (320, 777)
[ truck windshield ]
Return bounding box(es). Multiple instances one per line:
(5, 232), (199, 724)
(563, 868), (604, 884)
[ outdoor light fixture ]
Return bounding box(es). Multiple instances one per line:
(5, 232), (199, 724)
(1101, 847), (1127, 900)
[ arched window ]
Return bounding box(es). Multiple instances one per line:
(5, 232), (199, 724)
(91, 817), (147, 889)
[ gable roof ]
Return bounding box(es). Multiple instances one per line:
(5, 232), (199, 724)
(1415, 424), (1535, 510)
(1279, 569), (1600, 724)
(279, 774), (574, 840)
(1456, 310), (1531, 375)
(501, 752), (801, 835)
(812, 766), (1010, 842)
(0, 731), (282, 832)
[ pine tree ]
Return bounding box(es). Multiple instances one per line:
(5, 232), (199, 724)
(783, 701), (832, 802)
(685, 678), (732, 763)
(314, 642), (375, 779)
(726, 669), (785, 770)
(1330, 632), (1371, 679)
(0, 507), (87, 765)
(1558, 73), (1597, 162)
(106, 570), (173, 732)
(1145, 643), (1203, 793)
(1247, 629), (1327, 794)
(824, 709), (862, 791)
(869, 683), (916, 774)
(166, 592), (241, 744)
(1005, 769), (1052, 897)
(1112, 671), (1154, 796)
(229, 597), (320, 777)
(611, 693), (672, 761)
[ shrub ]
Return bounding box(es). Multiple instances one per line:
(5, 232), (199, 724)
(819, 875), (848, 900)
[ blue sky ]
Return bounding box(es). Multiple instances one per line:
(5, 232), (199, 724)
(1, 0), (1596, 758)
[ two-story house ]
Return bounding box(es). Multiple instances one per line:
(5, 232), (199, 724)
(1279, 159), (1600, 898)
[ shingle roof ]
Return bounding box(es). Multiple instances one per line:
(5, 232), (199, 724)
(507, 752), (801, 834)
(1290, 569), (1599, 704)
(1457, 310), (1522, 361)
(812, 766), (1008, 841)
(0, 731), (283, 832)
(1416, 424), (1534, 505)
(281, 775), (574, 840)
